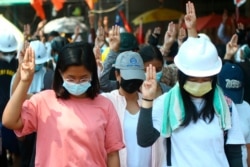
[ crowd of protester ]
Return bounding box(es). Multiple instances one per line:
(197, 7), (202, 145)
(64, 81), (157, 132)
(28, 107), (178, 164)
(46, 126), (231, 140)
(0, 1), (250, 167)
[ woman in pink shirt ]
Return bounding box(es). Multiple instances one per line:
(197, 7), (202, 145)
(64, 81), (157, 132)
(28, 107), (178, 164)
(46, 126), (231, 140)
(2, 42), (124, 167)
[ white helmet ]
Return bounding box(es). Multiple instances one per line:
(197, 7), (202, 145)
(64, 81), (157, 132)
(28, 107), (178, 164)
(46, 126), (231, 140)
(174, 37), (222, 77)
(30, 40), (50, 65)
(0, 31), (18, 52)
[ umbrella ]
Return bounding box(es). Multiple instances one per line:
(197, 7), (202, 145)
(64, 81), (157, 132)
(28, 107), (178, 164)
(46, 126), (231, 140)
(132, 8), (184, 25)
(196, 13), (222, 31)
(43, 17), (88, 34)
(196, 13), (250, 31)
(0, 14), (24, 52)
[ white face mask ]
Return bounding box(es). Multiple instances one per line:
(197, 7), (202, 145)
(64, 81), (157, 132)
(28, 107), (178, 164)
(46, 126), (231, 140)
(0, 54), (15, 63)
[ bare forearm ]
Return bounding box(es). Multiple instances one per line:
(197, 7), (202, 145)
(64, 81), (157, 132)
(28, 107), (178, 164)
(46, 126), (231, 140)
(107, 151), (120, 167)
(2, 81), (30, 129)
(188, 28), (197, 38)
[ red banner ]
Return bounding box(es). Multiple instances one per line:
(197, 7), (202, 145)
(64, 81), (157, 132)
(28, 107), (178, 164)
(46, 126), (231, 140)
(30, 0), (46, 20)
(51, 0), (65, 11)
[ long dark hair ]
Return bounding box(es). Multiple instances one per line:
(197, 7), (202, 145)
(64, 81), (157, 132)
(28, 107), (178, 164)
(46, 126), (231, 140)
(53, 42), (100, 99)
(178, 70), (217, 126)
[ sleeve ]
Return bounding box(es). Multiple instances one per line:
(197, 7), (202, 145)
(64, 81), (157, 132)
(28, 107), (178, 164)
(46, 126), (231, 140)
(99, 50), (119, 92)
(226, 102), (245, 145)
(224, 144), (243, 167)
(225, 103), (245, 167)
(14, 97), (38, 137)
(137, 94), (165, 147)
(217, 23), (230, 44)
(105, 101), (125, 153)
(137, 107), (160, 147)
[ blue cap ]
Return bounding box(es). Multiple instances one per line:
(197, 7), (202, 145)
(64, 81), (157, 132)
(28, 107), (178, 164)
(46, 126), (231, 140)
(218, 62), (244, 104)
(115, 51), (145, 80)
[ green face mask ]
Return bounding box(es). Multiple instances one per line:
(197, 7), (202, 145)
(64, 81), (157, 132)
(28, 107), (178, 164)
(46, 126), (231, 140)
(183, 81), (212, 97)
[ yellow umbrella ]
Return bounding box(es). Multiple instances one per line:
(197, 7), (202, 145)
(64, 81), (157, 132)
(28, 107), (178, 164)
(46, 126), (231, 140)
(132, 8), (184, 25)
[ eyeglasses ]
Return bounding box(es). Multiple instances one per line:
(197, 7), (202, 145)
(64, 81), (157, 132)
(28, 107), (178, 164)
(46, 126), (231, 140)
(64, 77), (91, 84)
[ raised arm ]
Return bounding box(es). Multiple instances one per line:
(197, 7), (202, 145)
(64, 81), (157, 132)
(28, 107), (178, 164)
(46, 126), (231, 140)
(11, 41), (33, 99)
(99, 25), (120, 92)
(224, 34), (238, 61)
(137, 64), (160, 146)
(2, 47), (35, 130)
(160, 22), (177, 57)
(184, 1), (197, 38)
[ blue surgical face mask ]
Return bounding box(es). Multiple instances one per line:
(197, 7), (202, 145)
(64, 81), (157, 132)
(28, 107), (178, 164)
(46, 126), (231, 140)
(35, 64), (43, 72)
(63, 80), (91, 96)
(156, 71), (163, 82)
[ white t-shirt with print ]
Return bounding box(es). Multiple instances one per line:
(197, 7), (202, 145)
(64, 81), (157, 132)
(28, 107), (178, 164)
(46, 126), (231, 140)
(124, 110), (152, 167)
(152, 94), (245, 167)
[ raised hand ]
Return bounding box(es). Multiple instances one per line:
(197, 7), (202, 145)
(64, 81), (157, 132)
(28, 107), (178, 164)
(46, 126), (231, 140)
(141, 64), (157, 100)
(153, 27), (161, 36)
(185, 1), (196, 30)
(224, 34), (238, 60)
(20, 47), (35, 83)
(161, 22), (177, 56)
(109, 25), (120, 52)
(18, 41), (30, 68)
(237, 22), (244, 32)
(93, 46), (103, 71)
(23, 24), (31, 40)
(178, 27), (187, 47)
(95, 26), (105, 48)
(163, 22), (177, 46)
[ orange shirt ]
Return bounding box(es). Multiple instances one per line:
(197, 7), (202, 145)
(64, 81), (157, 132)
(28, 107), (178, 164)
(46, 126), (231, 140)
(15, 90), (124, 167)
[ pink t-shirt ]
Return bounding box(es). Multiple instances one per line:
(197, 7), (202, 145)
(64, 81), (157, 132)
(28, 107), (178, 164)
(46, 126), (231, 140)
(15, 90), (124, 167)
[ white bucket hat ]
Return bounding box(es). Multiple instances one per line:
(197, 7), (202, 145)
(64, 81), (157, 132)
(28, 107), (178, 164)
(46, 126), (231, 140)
(30, 40), (50, 65)
(174, 37), (222, 77)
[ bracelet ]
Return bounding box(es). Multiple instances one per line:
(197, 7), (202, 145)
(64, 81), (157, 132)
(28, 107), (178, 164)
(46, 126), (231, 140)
(142, 98), (154, 102)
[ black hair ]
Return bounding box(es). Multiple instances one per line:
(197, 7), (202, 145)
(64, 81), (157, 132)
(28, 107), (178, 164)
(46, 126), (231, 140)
(48, 31), (60, 37)
(51, 36), (69, 53)
(53, 42), (100, 99)
(178, 70), (217, 126)
(139, 45), (163, 64)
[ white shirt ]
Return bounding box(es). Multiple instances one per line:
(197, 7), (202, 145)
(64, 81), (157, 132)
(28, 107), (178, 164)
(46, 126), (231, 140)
(235, 101), (250, 167)
(152, 94), (245, 167)
(124, 110), (152, 167)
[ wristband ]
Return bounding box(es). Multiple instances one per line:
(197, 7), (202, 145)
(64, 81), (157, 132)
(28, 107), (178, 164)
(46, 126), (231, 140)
(142, 98), (154, 102)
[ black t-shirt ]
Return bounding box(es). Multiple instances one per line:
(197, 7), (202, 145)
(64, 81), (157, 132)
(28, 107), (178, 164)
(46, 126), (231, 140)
(0, 58), (18, 119)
